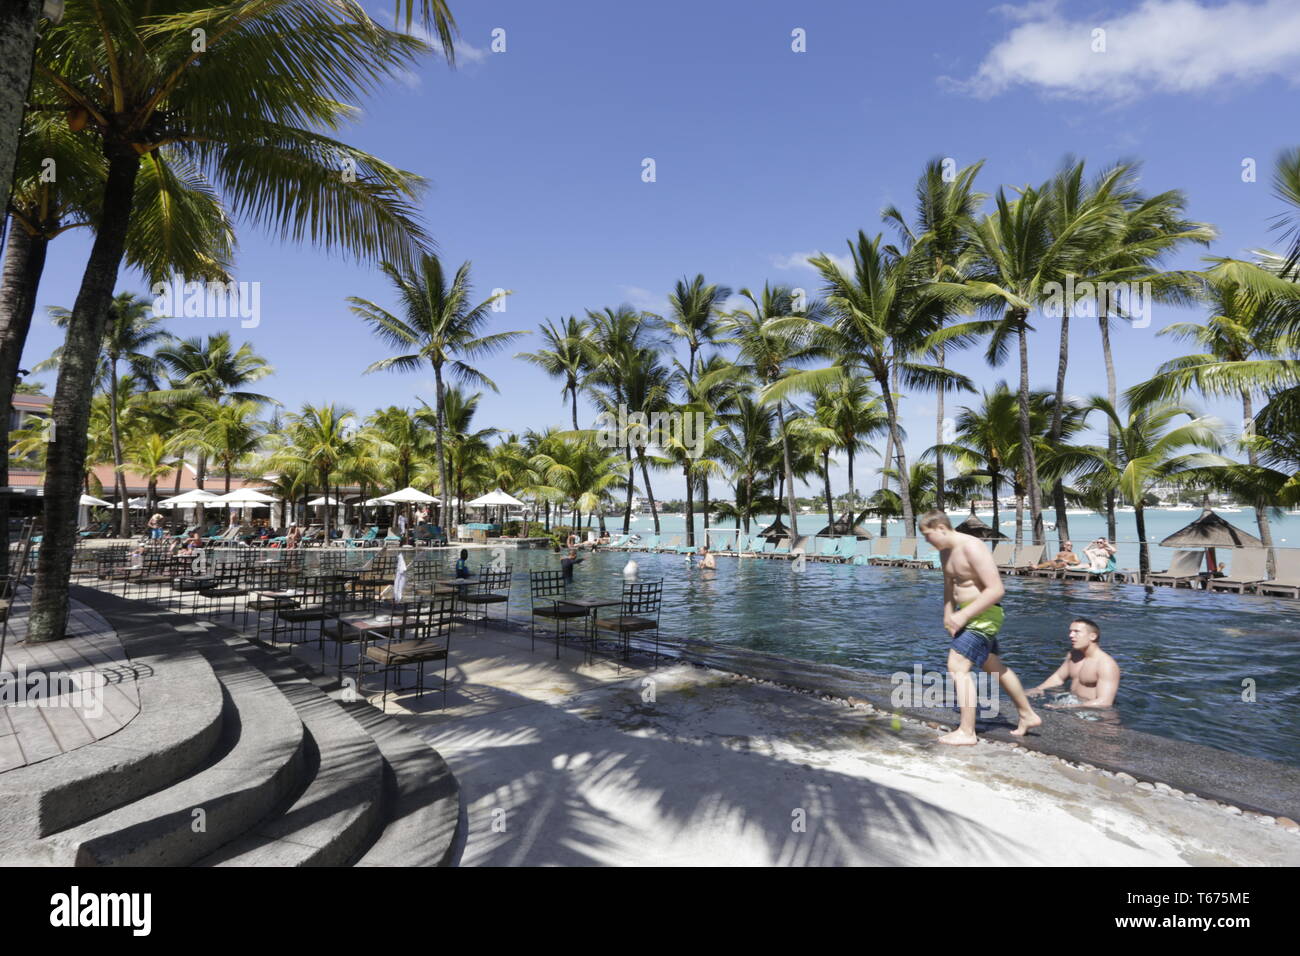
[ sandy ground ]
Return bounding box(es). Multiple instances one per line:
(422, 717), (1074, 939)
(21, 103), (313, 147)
(359, 626), (1300, 867)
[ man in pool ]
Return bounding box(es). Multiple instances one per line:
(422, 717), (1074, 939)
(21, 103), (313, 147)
(1026, 618), (1120, 708)
(919, 510), (1041, 744)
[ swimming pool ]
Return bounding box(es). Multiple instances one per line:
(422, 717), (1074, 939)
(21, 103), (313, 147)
(494, 548), (1300, 768)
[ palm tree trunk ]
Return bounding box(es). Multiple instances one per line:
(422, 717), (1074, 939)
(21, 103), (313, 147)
(0, 1), (43, 230)
(991, 469), (1001, 530)
(109, 363), (131, 538)
(1100, 303), (1118, 541)
(775, 401), (799, 539)
(1242, 390), (1276, 576)
(570, 383), (579, 432)
(1050, 308), (1070, 548)
(1014, 486), (1025, 547)
(877, 381), (914, 536)
(637, 447), (660, 534)
(702, 477), (711, 534)
(0, 220), (49, 578)
(1135, 502), (1150, 581)
(822, 449), (834, 533)
(30, 148), (141, 642)
(432, 363), (450, 532)
(935, 340), (946, 509)
(847, 447), (857, 523)
(683, 462), (695, 547)
(1015, 317), (1043, 545)
(622, 444), (633, 534)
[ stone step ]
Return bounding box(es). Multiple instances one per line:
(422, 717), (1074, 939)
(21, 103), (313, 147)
(196, 636), (385, 867)
(16, 633), (307, 866)
(0, 626), (224, 849)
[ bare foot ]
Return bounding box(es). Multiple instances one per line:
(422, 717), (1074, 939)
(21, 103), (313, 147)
(1010, 711), (1043, 737)
(937, 729), (978, 746)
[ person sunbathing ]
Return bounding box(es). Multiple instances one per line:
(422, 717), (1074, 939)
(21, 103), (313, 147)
(1038, 541), (1080, 570)
(1082, 538), (1116, 571)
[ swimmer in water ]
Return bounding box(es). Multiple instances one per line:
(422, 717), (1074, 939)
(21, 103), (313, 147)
(698, 544), (716, 570)
(1026, 618), (1120, 709)
(920, 509), (1041, 745)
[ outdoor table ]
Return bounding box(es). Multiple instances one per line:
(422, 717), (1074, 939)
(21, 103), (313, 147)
(433, 577), (473, 613)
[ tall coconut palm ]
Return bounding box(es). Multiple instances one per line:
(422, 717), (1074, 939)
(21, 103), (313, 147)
(883, 158), (985, 508)
(1130, 257), (1300, 568)
(963, 183), (1111, 546)
(661, 273), (732, 381)
(43, 292), (167, 534)
(722, 283), (825, 539)
(1086, 184), (1216, 539)
(123, 432), (180, 514)
(797, 235), (971, 535)
(1272, 147), (1300, 278)
(175, 399), (266, 494)
(1078, 398), (1229, 579)
(278, 403), (356, 544)
(715, 394), (778, 535)
(28, 0), (447, 641)
(352, 253), (522, 531)
(0, 0), (46, 227)
(515, 315), (590, 430)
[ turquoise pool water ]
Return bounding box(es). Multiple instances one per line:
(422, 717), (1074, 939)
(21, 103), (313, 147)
(493, 548), (1300, 767)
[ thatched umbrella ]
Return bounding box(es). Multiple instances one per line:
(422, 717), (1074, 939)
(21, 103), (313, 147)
(956, 511), (1007, 540)
(1160, 507), (1263, 574)
(757, 516), (791, 541)
(813, 512), (874, 539)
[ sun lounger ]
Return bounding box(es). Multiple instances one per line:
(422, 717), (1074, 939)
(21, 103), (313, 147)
(1011, 544), (1045, 574)
(1149, 549), (1205, 588)
(634, 534), (659, 552)
(904, 547), (939, 569)
(655, 534), (683, 553)
(810, 536), (839, 561)
(866, 536), (895, 565)
(834, 536), (859, 562)
(1256, 549), (1300, 598)
(1061, 556), (1117, 582)
(1206, 548), (1270, 593)
(990, 540), (1015, 572)
(881, 537), (918, 566)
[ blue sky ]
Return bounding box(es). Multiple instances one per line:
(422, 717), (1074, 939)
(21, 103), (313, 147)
(20, 0), (1300, 497)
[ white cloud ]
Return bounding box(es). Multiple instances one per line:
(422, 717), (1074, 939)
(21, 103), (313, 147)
(957, 0), (1300, 101)
(379, 10), (489, 65)
(620, 286), (669, 315)
(770, 250), (852, 272)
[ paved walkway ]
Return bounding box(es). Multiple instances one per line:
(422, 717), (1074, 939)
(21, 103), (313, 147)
(299, 622), (1300, 867)
(0, 595), (141, 773)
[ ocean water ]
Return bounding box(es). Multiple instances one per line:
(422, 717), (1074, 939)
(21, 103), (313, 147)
(595, 507), (1300, 571)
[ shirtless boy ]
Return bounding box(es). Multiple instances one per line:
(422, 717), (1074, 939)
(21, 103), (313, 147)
(1027, 618), (1120, 708)
(919, 510), (1041, 745)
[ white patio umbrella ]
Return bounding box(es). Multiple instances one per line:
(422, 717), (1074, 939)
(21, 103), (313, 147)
(376, 486), (439, 504)
(158, 489), (222, 508)
(467, 488), (526, 525)
(80, 493), (112, 507)
(217, 488), (278, 505)
(113, 497), (150, 509)
(306, 495), (341, 506)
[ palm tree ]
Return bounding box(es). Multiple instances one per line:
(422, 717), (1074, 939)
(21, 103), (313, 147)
(941, 384), (1022, 532)
(1272, 147), (1300, 277)
(963, 183), (1111, 545)
(723, 284), (823, 539)
(123, 432), (180, 514)
(715, 394), (778, 535)
(27, 0), (448, 641)
(661, 273), (732, 381)
(1087, 183), (1216, 540)
(515, 315), (590, 430)
(1130, 257), (1300, 567)
(175, 399), (266, 494)
(352, 253), (523, 531)
(799, 234), (970, 535)
(278, 403), (356, 544)
(883, 158), (985, 508)
(42, 291), (168, 534)
(363, 405), (432, 492)
(1078, 398), (1229, 579)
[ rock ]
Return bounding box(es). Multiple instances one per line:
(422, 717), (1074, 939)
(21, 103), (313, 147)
(1222, 804), (1242, 816)
(1136, 782), (1155, 792)
(1256, 816), (1275, 826)
(1276, 817), (1298, 830)
(1115, 771), (1137, 783)
(1154, 782), (1173, 793)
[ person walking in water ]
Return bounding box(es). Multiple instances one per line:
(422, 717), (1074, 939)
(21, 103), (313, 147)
(919, 510), (1041, 745)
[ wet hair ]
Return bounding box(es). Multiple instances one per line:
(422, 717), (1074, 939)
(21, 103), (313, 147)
(459, 549), (468, 560)
(919, 510), (952, 531)
(1072, 617), (1102, 642)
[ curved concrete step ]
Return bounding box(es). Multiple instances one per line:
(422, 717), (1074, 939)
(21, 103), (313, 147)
(0, 645), (223, 849)
(197, 643), (385, 866)
(18, 640), (307, 866)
